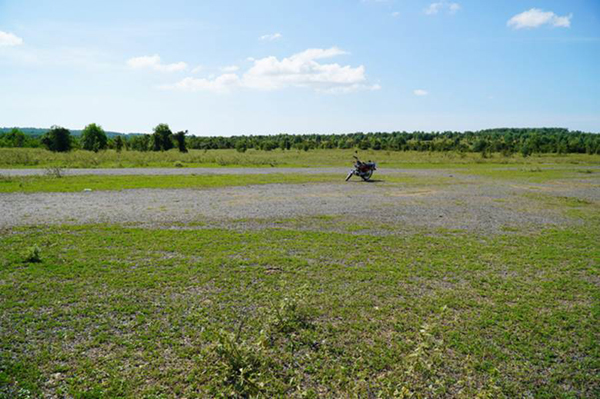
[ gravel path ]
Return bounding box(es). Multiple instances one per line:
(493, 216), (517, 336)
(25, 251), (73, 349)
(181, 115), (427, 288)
(2, 165), (598, 177)
(3, 172), (598, 233)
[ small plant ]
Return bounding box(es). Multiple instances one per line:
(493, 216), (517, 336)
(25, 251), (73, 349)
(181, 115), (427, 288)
(213, 329), (264, 397)
(266, 287), (313, 335)
(44, 166), (64, 178)
(24, 245), (41, 263)
(174, 161), (184, 168)
(0, 174), (13, 183)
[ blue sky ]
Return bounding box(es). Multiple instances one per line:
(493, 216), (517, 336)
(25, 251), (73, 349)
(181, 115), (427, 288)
(0, 0), (599, 135)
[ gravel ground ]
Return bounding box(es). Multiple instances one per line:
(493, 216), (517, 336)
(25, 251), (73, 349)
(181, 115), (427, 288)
(2, 168), (598, 233)
(1, 165), (598, 177)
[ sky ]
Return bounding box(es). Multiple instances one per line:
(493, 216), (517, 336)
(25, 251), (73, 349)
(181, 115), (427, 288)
(0, 0), (599, 136)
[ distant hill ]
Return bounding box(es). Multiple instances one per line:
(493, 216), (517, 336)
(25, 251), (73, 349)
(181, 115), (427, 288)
(0, 127), (147, 138)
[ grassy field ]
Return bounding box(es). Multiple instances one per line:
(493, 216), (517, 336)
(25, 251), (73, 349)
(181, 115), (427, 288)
(1, 222), (599, 397)
(2, 148), (600, 169)
(0, 174), (341, 193)
(1, 158), (599, 398)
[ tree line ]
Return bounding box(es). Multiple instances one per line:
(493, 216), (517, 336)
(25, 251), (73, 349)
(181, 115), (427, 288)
(1, 125), (599, 156)
(0, 124), (189, 153)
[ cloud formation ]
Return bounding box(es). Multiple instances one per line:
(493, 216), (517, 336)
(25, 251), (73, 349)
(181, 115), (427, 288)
(507, 9), (572, 29)
(221, 65), (240, 72)
(425, 1), (460, 15)
(0, 31), (23, 46)
(161, 47), (379, 94)
(414, 89), (428, 96)
(160, 74), (241, 94)
(126, 55), (187, 72)
(259, 33), (282, 41)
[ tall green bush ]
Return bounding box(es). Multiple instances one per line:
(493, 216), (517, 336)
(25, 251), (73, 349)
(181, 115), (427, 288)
(41, 126), (72, 152)
(81, 123), (108, 152)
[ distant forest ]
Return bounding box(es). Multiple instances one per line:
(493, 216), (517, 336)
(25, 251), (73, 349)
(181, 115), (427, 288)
(1, 125), (599, 156)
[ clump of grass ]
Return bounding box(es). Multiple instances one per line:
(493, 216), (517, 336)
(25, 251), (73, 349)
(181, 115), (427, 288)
(211, 329), (266, 397)
(174, 161), (184, 168)
(522, 166), (542, 172)
(23, 245), (41, 263)
(44, 166), (64, 178)
(266, 289), (313, 335)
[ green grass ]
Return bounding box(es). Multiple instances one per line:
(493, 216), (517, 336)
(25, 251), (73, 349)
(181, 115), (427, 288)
(1, 223), (598, 398)
(1, 156), (598, 397)
(0, 173), (457, 193)
(0, 174), (342, 193)
(2, 148), (600, 169)
(456, 166), (599, 183)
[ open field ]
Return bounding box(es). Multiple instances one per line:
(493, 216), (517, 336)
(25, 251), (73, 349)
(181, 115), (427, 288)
(2, 148), (600, 169)
(1, 161), (599, 397)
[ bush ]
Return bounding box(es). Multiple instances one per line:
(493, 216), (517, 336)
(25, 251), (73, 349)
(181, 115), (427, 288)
(151, 124), (174, 151)
(44, 166), (64, 178)
(41, 126), (72, 152)
(24, 245), (41, 263)
(173, 131), (188, 153)
(81, 123), (108, 152)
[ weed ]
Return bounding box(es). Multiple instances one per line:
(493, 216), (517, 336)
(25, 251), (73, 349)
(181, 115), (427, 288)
(44, 166), (64, 178)
(23, 245), (41, 263)
(266, 288), (313, 335)
(212, 329), (265, 397)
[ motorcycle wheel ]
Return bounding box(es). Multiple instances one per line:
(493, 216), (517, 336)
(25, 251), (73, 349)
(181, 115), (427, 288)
(345, 171), (354, 181)
(361, 170), (374, 181)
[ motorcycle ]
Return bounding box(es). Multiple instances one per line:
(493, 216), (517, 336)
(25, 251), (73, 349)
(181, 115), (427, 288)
(346, 156), (377, 181)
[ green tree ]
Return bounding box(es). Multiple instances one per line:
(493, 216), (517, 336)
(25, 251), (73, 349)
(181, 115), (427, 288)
(173, 130), (188, 153)
(129, 135), (150, 151)
(41, 126), (72, 152)
(114, 136), (124, 152)
(4, 128), (27, 147)
(235, 140), (248, 153)
(151, 123), (173, 151)
(81, 123), (108, 152)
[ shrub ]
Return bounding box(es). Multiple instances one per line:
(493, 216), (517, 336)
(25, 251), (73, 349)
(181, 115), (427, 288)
(41, 126), (72, 152)
(173, 131), (188, 153)
(151, 124), (174, 151)
(24, 245), (41, 263)
(113, 136), (124, 152)
(44, 166), (64, 178)
(81, 123), (108, 152)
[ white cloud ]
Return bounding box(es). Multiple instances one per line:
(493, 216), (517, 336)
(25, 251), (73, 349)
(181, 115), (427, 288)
(391, 12), (400, 18)
(162, 47), (379, 94)
(0, 31), (23, 46)
(159, 74), (241, 94)
(191, 65), (203, 73)
(242, 47), (377, 93)
(425, 1), (461, 15)
(507, 9), (572, 29)
(449, 3), (461, 14)
(259, 33), (282, 41)
(126, 54), (187, 72)
(221, 65), (240, 72)
(414, 89), (428, 96)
